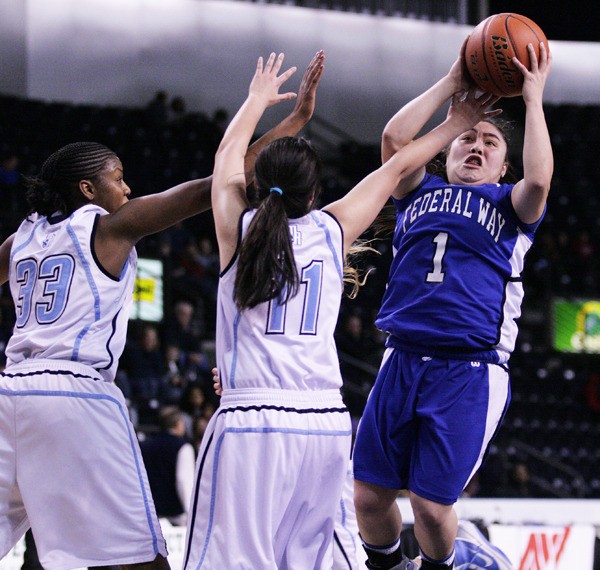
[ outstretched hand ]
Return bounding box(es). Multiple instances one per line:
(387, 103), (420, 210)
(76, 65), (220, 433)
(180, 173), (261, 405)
(512, 42), (552, 105)
(249, 52), (298, 109)
(292, 50), (325, 123)
(447, 89), (502, 130)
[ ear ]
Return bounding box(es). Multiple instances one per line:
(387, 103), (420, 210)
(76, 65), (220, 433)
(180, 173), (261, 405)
(500, 162), (508, 178)
(79, 180), (95, 202)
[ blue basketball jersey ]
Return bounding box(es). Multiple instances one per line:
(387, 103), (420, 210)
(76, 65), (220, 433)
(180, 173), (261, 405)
(376, 173), (544, 363)
(5, 205), (137, 381)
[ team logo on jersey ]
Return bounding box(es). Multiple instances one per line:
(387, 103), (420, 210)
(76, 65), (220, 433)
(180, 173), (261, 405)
(42, 232), (57, 248)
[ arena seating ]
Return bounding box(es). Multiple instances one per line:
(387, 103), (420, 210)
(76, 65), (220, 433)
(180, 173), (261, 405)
(1, 93), (599, 499)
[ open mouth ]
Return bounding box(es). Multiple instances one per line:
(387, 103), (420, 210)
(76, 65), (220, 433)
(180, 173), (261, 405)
(465, 155), (482, 167)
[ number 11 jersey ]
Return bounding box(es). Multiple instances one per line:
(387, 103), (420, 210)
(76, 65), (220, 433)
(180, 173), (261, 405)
(216, 209), (345, 392)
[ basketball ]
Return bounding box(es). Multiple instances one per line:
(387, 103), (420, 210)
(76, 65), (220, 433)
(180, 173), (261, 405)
(465, 13), (549, 97)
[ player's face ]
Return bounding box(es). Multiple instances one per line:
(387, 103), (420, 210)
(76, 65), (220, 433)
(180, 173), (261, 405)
(91, 157), (131, 213)
(445, 122), (508, 186)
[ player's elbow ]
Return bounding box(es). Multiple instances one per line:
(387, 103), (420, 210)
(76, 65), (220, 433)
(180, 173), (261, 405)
(382, 130), (411, 163)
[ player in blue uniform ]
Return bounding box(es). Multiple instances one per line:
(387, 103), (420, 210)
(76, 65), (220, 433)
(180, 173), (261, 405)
(352, 40), (553, 570)
(0, 52), (326, 570)
(183, 51), (499, 569)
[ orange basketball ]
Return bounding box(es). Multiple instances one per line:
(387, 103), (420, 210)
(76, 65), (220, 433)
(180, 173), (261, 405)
(465, 13), (549, 97)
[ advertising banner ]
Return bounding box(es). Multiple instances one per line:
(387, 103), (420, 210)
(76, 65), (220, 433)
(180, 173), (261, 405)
(489, 524), (595, 569)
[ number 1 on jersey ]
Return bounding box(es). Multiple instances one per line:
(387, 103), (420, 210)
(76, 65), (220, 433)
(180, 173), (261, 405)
(426, 232), (448, 283)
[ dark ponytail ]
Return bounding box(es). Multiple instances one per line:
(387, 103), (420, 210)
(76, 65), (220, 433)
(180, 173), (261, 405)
(234, 137), (322, 310)
(25, 142), (116, 217)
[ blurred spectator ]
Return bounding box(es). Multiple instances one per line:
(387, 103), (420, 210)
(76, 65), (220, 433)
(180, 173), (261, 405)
(0, 151), (23, 213)
(195, 237), (220, 292)
(571, 230), (597, 293)
(182, 345), (213, 391)
(146, 90), (169, 128)
(584, 373), (600, 413)
(336, 312), (377, 359)
(164, 342), (185, 378)
(169, 96), (187, 126)
(191, 414), (210, 456)
(500, 462), (536, 498)
(159, 370), (187, 408)
(158, 221), (193, 259)
(335, 311), (382, 417)
(476, 452), (509, 498)
(179, 382), (208, 438)
(121, 324), (165, 404)
(140, 407), (195, 526)
(572, 230), (595, 262)
(159, 342), (189, 406)
(209, 107), (230, 147)
(212, 108), (229, 135)
(164, 300), (204, 353)
(170, 238), (219, 322)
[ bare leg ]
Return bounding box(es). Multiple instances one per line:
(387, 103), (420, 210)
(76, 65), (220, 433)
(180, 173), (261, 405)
(409, 492), (457, 561)
(354, 479), (402, 545)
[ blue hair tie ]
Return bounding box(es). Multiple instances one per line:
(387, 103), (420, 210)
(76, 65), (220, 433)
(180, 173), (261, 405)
(270, 187), (283, 196)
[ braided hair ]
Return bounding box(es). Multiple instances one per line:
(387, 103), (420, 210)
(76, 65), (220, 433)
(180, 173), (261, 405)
(25, 142), (117, 217)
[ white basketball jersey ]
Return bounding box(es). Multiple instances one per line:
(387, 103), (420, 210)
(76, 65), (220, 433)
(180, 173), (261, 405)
(216, 209), (345, 391)
(5, 205), (137, 382)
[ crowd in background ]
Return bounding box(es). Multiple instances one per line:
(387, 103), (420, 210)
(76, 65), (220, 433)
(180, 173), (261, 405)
(1, 90), (599, 505)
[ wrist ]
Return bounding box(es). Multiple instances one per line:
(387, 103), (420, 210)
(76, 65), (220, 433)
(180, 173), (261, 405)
(439, 74), (461, 98)
(283, 111), (309, 134)
(246, 93), (269, 110)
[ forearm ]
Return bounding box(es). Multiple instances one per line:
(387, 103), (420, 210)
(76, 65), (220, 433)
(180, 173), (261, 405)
(388, 115), (471, 180)
(522, 101), (553, 190)
(115, 177), (212, 241)
(330, 114), (474, 248)
(217, 95), (268, 167)
(382, 74), (457, 161)
(244, 110), (308, 178)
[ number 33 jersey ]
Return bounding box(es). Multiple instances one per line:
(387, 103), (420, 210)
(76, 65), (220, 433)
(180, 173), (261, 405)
(216, 209), (345, 392)
(376, 173), (545, 364)
(5, 205), (137, 382)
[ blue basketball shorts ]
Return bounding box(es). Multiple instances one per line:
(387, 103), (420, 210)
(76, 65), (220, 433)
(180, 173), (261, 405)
(353, 348), (510, 504)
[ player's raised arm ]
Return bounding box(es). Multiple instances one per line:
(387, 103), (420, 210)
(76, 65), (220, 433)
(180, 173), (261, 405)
(381, 38), (474, 198)
(244, 50), (324, 183)
(510, 42), (553, 224)
(325, 90), (500, 254)
(212, 52), (297, 270)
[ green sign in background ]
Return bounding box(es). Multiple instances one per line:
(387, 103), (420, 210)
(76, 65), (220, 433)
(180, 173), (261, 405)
(552, 299), (600, 353)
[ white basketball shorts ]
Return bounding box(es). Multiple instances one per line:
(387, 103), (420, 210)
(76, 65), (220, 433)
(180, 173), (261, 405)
(0, 359), (167, 570)
(183, 387), (352, 570)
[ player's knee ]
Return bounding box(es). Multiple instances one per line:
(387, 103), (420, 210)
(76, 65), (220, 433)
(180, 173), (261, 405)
(354, 480), (398, 517)
(410, 493), (453, 530)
